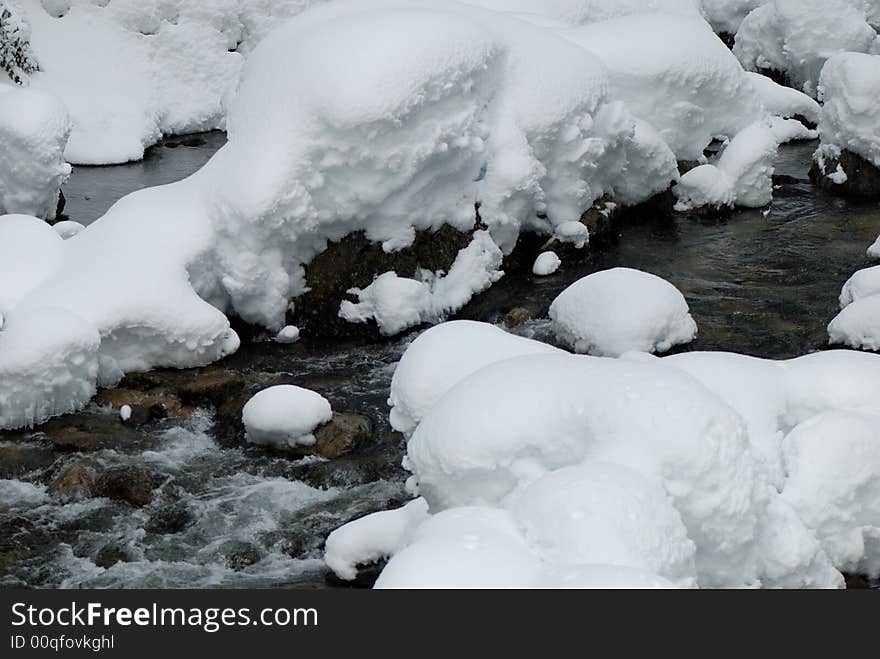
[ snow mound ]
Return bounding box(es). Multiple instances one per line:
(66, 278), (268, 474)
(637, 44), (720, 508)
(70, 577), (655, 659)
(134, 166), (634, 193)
(549, 268), (697, 356)
(674, 117), (816, 211)
(839, 266), (880, 308)
(829, 295), (880, 351)
(463, 0), (702, 26)
(339, 231), (504, 336)
(328, 325), (880, 587)
(532, 251), (561, 276)
(0, 213), (62, 312)
(816, 52), (880, 170)
(563, 13), (765, 161)
(0, 86), (70, 219)
(242, 385), (333, 449)
(870, 235), (880, 259)
(782, 411), (880, 576)
(52, 220), (84, 239)
(388, 320), (565, 436)
(734, 0), (879, 98)
(700, 0), (764, 35)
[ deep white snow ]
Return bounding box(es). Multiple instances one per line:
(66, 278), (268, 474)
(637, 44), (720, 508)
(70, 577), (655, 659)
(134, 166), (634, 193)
(242, 384), (333, 449)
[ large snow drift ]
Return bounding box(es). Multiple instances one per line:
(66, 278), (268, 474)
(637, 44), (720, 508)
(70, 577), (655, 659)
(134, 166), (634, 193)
(327, 321), (880, 588)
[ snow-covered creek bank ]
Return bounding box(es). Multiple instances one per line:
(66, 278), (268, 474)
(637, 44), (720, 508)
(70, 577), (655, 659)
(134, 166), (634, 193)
(1, 137), (878, 588)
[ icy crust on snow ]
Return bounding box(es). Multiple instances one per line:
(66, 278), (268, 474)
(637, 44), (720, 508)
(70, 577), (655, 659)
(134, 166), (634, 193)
(339, 231), (504, 336)
(734, 0), (880, 98)
(0, 86), (70, 219)
(816, 52), (880, 170)
(328, 322), (880, 588)
(674, 117), (816, 211)
(242, 385), (333, 449)
(21, 0), (243, 164)
(563, 13), (765, 162)
(549, 268), (697, 357)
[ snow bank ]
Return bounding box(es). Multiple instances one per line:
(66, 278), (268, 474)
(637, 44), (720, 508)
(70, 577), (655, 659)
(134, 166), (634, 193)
(563, 13), (765, 161)
(816, 52), (880, 170)
(782, 411), (880, 576)
(388, 321), (565, 436)
(549, 268), (697, 356)
(242, 385), (333, 449)
(339, 231), (503, 336)
(674, 117), (815, 211)
(463, 0), (702, 26)
(21, 0), (242, 164)
(532, 252), (561, 276)
(0, 86), (70, 219)
(734, 0), (879, 97)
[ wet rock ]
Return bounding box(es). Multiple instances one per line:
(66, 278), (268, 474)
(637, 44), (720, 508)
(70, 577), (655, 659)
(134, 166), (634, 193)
(145, 501), (194, 535)
(295, 225), (473, 339)
(310, 413), (372, 460)
(324, 561), (387, 589)
(216, 540), (263, 571)
(504, 307), (532, 329)
(809, 149), (880, 199)
(38, 412), (156, 453)
(95, 542), (133, 569)
(301, 453), (405, 489)
(95, 467), (162, 507)
(96, 388), (183, 421)
(48, 459), (98, 501)
(0, 444), (55, 479)
(177, 369), (247, 409)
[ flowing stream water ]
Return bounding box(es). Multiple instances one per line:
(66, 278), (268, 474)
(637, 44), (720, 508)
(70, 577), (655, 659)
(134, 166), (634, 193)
(1, 135), (878, 588)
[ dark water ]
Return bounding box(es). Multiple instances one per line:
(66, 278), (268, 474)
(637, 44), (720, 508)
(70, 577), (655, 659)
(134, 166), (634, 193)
(2, 138), (879, 588)
(62, 131), (228, 225)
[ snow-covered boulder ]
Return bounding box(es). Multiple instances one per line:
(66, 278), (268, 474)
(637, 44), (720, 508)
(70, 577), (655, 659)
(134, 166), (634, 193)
(549, 268), (697, 356)
(700, 0), (765, 35)
(734, 0), (879, 98)
(745, 72), (821, 127)
(870, 235), (880, 260)
(782, 411), (880, 577)
(829, 295), (880, 351)
(0, 86), (70, 219)
(839, 266), (880, 308)
(532, 251), (561, 276)
(810, 52), (880, 198)
(674, 117), (815, 212)
(242, 385), (333, 450)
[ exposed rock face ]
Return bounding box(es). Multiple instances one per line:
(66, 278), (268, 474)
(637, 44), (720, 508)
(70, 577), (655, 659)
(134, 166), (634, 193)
(48, 459), (98, 500)
(94, 467), (162, 507)
(310, 413), (372, 460)
(294, 225), (473, 339)
(38, 413), (156, 452)
(809, 149), (880, 199)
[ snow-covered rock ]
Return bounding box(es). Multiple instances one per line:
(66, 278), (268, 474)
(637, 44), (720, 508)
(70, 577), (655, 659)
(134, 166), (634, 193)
(52, 220), (84, 239)
(275, 325), (300, 344)
(0, 86), (70, 219)
(870, 236), (880, 259)
(532, 251), (561, 276)
(734, 0), (879, 98)
(242, 384), (333, 450)
(829, 295), (880, 351)
(674, 117), (815, 211)
(839, 266), (880, 308)
(811, 52), (880, 197)
(388, 320), (565, 436)
(782, 411), (880, 576)
(549, 268), (697, 356)
(700, 0), (764, 35)
(745, 72), (821, 126)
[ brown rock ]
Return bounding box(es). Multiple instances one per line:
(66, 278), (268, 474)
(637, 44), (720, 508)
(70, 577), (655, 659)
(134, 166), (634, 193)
(177, 369), (247, 408)
(49, 460), (98, 500)
(310, 413), (372, 460)
(96, 388), (183, 419)
(809, 149), (880, 199)
(0, 445), (55, 479)
(39, 413), (156, 452)
(95, 467), (162, 507)
(504, 307), (532, 329)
